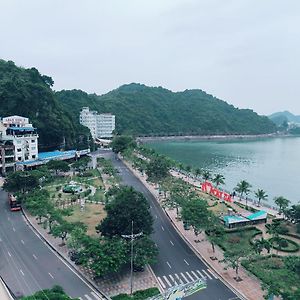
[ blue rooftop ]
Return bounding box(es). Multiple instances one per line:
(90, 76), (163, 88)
(223, 215), (248, 224)
(38, 150), (76, 160)
(246, 210), (267, 221)
(8, 127), (36, 131)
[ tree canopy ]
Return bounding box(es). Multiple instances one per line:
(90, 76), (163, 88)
(97, 186), (153, 237)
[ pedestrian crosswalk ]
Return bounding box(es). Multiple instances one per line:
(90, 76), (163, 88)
(157, 269), (218, 289)
(78, 291), (105, 300)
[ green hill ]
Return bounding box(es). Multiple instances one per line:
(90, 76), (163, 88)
(0, 60), (91, 150)
(57, 83), (276, 136)
(269, 111), (300, 126)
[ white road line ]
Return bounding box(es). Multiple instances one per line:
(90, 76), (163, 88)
(174, 273), (184, 284)
(20, 269), (24, 276)
(161, 226), (165, 231)
(33, 254), (38, 260)
(170, 240), (174, 246)
(48, 272), (54, 279)
(197, 270), (206, 279)
(21, 239), (25, 244)
(163, 275), (172, 287)
(166, 261), (172, 269)
(12, 227), (16, 232)
(202, 269), (212, 280)
(185, 271), (194, 281)
(169, 274), (179, 285)
(84, 295), (93, 300)
(8, 251), (11, 257)
(157, 277), (166, 289)
(155, 215), (158, 219)
(191, 270), (200, 280)
(0, 238), (2, 242)
(7, 217), (10, 221)
(184, 259), (189, 265)
(207, 268), (218, 279)
(180, 272), (190, 283)
(91, 291), (102, 299)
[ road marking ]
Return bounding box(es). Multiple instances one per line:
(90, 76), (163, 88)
(8, 251), (11, 257)
(91, 291), (102, 299)
(184, 259), (189, 265)
(174, 273), (184, 284)
(202, 269), (212, 280)
(20, 269), (24, 276)
(166, 261), (172, 269)
(161, 226), (165, 231)
(197, 270), (206, 279)
(7, 217), (10, 221)
(169, 274), (179, 285)
(33, 254), (38, 260)
(84, 295), (93, 300)
(155, 215), (158, 219)
(170, 240), (174, 246)
(180, 272), (189, 283)
(0, 238), (2, 242)
(185, 271), (194, 281)
(12, 227), (16, 232)
(157, 277), (166, 289)
(191, 270), (200, 280)
(21, 239), (25, 245)
(48, 272), (54, 279)
(163, 275), (172, 287)
(207, 268), (218, 279)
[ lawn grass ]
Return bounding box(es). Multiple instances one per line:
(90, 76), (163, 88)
(242, 256), (300, 297)
(65, 203), (106, 236)
(219, 228), (261, 251)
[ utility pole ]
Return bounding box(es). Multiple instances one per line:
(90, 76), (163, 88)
(121, 221), (143, 295)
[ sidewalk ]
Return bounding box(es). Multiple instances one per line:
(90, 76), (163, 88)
(122, 160), (269, 300)
(170, 170), (282, 218)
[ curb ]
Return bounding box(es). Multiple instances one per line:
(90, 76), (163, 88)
(122, 159), (248, 300)
(22, 209), (111, 300)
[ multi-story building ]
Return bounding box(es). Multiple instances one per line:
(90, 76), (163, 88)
(79, 107), (115, 139)
(0, 116), (39, 174)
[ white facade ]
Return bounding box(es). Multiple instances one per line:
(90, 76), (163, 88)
(0, 115), (39, 162)
(80, 107), (115, 139)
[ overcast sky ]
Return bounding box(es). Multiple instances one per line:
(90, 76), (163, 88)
(1, 0), (299, 115)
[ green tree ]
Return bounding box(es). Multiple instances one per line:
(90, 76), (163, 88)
(97, 187), (153, 237)
(195, 168), (202, 179)
(234, 180), (252, 203)
(222, 247), (253, 281)
(254, 189), (268, 207)
(47, 160), (70, 175)
(20, 285), (78, 300)
(274, 196), (290, 215)
(202, 170), (211, 181)
(146, 156), (170, 184)
(72, 156), (91, 172)
(3, 171), (39, 194)
(52, 221), (86, 245)
(286, 204), (300, 223)
(252, 238), (267, 255)
(212, 174), (225, 187)
(111, 135), (136, 154)
(132, 236), (158, 268)
(181, 198), (209, 236)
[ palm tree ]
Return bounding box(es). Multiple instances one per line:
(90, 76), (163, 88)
(234, 180), (252, 205)
(254, 189), (268, 207)
(195, 168), (202, 180)
(274, 196), (290, 216)
(202, 170), (211, 182)
(212, 174), (225, 188)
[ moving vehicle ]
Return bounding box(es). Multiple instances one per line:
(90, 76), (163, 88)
(8, 193), (21, 211)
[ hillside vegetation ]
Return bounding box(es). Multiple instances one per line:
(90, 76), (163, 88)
(0, 60), (91, 150)
(57, 83), (276, 136)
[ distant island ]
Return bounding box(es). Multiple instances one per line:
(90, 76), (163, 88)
(0, 59), (277, 150)
(268, 111), (300, 134)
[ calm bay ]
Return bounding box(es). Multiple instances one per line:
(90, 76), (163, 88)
(147, 136), (300, 207)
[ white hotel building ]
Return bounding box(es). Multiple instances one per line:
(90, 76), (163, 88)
(79, 107), (115, 139)
(0, 116), (38, 173)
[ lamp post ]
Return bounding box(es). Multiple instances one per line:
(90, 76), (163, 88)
(121, 220), (143, 295)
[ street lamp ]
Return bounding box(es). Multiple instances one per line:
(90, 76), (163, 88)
(121, 220), (143, 295)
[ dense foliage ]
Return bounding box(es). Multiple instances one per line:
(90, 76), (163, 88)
(0, 59), (91, 150)
(56, 83), (276, 136)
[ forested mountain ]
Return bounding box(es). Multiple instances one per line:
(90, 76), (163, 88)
(0, 60), (91, 150)
(57, 83), (276, 136)
(269, 111), (300, 126)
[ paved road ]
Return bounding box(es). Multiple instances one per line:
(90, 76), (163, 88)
(97, 150), (240, 300)
(0, 189), (104, 300)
